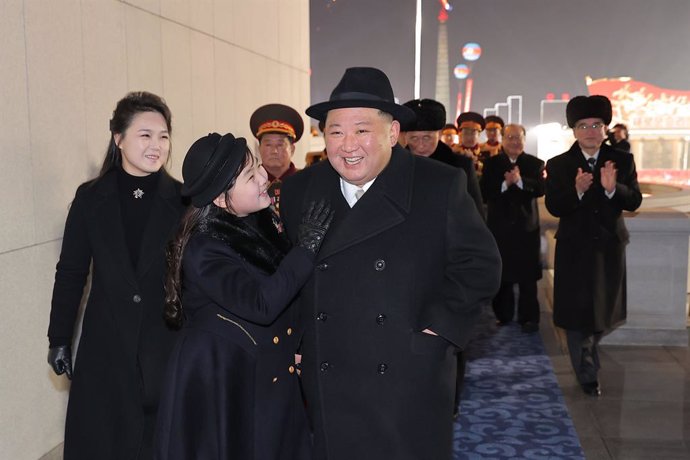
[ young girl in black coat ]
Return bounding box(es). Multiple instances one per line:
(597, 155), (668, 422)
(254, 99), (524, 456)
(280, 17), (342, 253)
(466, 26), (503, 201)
(155, 132), (331, 460)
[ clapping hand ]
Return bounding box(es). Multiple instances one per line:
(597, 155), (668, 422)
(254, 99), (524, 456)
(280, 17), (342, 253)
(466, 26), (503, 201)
(600, 160), (617, 194)
(575, 168), (594, 195)
(504, 165), (521, 186)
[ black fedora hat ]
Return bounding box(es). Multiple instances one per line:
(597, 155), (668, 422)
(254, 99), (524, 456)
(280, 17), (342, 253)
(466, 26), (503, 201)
(566, 95), (612, 128)
(250, 103), (304, 142)
(402, 99), (446, 132)
(306, 67), (415, 126)
(181, 132), (248, 208)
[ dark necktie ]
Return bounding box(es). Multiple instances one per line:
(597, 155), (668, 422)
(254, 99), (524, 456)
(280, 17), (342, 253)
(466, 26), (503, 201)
(587, 157), (596, 170)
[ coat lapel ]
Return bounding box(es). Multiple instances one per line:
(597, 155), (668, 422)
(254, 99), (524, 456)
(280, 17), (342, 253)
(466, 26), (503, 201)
(92, 171), (138, 288)
(136, 172), (181, 279)
(317, 147), (413, 260)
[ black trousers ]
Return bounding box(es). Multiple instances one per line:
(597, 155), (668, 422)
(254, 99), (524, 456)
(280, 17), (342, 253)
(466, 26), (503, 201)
(492, 280), (539, 324)
(565, 330), (603, 385)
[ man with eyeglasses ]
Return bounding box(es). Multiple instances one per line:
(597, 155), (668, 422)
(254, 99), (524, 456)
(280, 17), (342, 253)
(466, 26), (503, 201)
(480, 124), (544, 334)
(545, 95), (642, 397)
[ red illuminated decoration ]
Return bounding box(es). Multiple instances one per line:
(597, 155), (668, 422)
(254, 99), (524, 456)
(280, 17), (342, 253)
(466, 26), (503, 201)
(464, 78), (474, 112)
(545, 93), (555, 101)
(438, 0), (452, 23)
(587, 77), (690, 129)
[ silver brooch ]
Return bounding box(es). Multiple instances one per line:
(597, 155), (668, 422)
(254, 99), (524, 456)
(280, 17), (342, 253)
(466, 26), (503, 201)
(133, 188), (144, 199)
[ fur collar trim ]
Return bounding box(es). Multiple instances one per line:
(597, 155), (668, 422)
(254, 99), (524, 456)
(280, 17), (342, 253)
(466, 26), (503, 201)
(197, 208), (290, 273)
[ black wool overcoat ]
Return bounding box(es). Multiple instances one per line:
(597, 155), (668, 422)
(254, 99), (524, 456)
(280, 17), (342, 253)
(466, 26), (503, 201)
(154, 210), (313, 460)
(281, 146), (501, 460)
(545, 142), (642, 333)
(428, 140), (485, 219)
(48, 169), (185, 460)
(480, 152), (545, 282)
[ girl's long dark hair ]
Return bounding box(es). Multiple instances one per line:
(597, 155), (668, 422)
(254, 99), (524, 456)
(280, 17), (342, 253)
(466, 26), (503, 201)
(99, 91), (173, 178)
(163, 147), (256, 329)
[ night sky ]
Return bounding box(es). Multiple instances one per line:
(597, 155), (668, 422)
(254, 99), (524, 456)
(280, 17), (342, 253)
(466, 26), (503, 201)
(310, 0), (690, 129)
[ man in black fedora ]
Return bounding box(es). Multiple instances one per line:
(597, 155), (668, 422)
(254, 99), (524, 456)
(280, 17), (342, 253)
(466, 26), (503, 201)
(545, 95), (642, 397)
(281, 67), (501, 460)
(250, 103), (304, 213)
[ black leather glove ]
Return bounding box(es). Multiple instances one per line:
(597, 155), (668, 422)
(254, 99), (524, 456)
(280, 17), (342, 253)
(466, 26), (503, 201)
(297, 199), (334, 255)
(48, 345), (73, 380)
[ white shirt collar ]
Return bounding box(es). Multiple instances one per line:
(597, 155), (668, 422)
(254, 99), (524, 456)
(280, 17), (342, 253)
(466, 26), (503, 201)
(340, 177), (376, 208)
(582, 149), (600, 162)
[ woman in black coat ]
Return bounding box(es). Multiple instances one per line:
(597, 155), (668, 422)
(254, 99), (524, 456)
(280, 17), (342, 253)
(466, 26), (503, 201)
(154, 133), (332, 460)
(47, 92), (186, 459)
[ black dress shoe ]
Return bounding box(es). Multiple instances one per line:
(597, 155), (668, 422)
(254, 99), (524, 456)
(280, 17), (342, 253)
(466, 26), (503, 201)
(521, 321), (539, 333)
(581, 381), (601, 397)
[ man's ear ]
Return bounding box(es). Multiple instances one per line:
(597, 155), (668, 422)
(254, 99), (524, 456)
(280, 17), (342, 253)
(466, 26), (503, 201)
(389, 120), (400, 146)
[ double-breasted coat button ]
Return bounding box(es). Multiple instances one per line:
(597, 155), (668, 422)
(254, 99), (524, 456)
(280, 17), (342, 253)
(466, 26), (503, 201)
(377, 363), (388, 374)
(316, 312), (328, 322)
(288, 365), (295, 374)
(272, 377), (278, 383)
(320, 362), (330, 372)
(317, 262), (329, 271)
(287, 328), (293, 335)
(132, 295), (142, 303)
(374, 259), (386, 271)
(376, 314), (386, 325)
(273, 336), (279, 344)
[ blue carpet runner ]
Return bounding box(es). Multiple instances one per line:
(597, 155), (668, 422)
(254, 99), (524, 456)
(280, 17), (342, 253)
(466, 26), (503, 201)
(453, 319), (585, 459)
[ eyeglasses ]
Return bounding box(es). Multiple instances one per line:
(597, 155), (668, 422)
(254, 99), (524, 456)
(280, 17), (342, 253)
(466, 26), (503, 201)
(460, 128), (480, 135)
(575, 122), (605, 131)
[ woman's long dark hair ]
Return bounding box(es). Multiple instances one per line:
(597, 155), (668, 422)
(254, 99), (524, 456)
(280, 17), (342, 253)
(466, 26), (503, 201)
(164, 147), (256, 329)
(98, 91), (173, 177)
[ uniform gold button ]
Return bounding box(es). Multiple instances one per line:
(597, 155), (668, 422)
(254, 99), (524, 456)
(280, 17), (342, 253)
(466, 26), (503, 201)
(273, 336), (279, 344)
(287, 328), (292, 336)
(288, 365), (295, 374)
(272, 377), (278, 383)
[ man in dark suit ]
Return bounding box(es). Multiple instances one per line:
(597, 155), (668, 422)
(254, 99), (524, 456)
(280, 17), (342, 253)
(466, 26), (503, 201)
(480, 124), (545, 333)
(545, 96), (642, 397)
(281, 67), (501, 460)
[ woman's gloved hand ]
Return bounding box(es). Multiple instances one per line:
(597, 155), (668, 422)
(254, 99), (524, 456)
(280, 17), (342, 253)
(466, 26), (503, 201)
(48, 345), (73, 380)
(297, 199), (334, 255)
